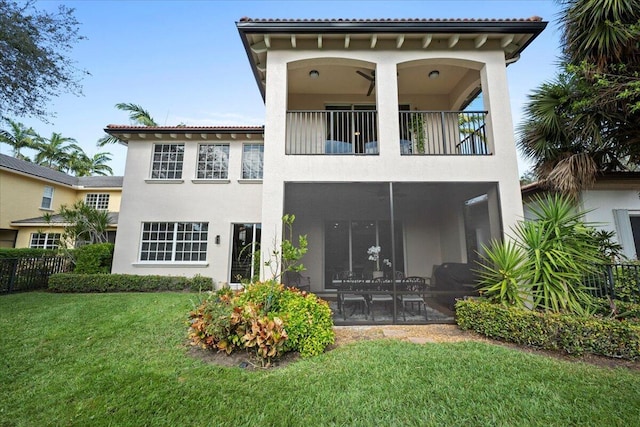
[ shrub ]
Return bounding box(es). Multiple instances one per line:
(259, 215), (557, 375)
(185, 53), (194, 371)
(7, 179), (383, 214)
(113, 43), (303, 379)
(591, 297), (640, 321)
(188, 281), (335, 363)
(0, 248), (58, 259)
(479, 194), (602, 315)
(456, 298), (640, 360)
(611, 264), (640, 303)
(49, 273), (213, 293)
(73, 243), (114, 274)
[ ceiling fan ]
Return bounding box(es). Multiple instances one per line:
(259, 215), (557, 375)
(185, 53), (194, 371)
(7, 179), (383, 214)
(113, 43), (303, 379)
(356, 70), (375, 96)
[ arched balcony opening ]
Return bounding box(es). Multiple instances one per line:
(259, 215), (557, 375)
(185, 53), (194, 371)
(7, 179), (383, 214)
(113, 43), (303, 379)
(396, 59), (489, 155)
(286, 58), (379, 155)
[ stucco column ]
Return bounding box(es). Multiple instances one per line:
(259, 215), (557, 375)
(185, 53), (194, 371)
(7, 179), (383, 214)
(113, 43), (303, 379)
(260, 52), (287, 280)
(481, 53), (524, 235)
(375, 62), (400, 159)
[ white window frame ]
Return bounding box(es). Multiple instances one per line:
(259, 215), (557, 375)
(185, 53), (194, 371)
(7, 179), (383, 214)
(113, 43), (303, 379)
(29, 233), (61, 249)
(84, 193), (110, 210)
(242, 143), (264, 180)
(149, 144), (184, 180)
(138, 222), (208, 263)
(41, 186), (54, 210)
(196, 144), (230, 180)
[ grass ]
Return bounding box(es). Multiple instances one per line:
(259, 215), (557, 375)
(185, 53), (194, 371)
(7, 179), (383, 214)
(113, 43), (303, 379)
(1, 292), (639, 427)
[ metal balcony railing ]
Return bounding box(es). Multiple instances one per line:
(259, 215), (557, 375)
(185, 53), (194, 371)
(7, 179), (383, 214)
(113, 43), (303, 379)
(285, 110), (489, 155)
(398, 111), (489, 155)
(286, 110), (378, 155)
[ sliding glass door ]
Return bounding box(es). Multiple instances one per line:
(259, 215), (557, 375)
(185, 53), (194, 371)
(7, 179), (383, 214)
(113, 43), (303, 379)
(324, 220), (404, 286)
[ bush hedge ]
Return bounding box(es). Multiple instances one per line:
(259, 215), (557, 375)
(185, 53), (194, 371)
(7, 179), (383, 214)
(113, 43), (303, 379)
(455, 298), (640, 360)
(49, 273), (213, 293)
(188, 281), (335, 363)
(0, 248), (58, 259)
(73, 243), (114, 274)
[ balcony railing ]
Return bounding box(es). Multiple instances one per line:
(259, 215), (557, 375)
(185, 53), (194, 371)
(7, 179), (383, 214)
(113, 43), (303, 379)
(398, 111), (489, 155)
(286, 110), (489, 155)
(286, 110), (378, 155)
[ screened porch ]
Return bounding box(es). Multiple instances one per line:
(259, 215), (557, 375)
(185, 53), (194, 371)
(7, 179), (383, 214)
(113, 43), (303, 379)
(283, 182), (500, 325)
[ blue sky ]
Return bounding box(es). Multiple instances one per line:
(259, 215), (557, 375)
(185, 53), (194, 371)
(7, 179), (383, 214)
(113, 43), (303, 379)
(3, 0), (562, 175)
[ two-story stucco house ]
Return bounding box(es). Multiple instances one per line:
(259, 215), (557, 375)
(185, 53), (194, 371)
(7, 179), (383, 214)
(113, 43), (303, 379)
(0, 153), (122, 248)
(106, 17), (546, 321)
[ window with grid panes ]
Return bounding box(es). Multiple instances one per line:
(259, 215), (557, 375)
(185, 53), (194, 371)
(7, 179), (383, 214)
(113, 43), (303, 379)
(41, 186), (54, 209)
(150, 144), (184, 179)
(29, 233), (61, 249)
(242, 144), (264, 179)
(197, 144), (229, 179)
(85, 193), (110, 210)
(139, 222), (208, 262)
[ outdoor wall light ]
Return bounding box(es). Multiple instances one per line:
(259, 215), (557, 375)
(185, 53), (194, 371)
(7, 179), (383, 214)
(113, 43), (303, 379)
(428, 70), (440, 79)
(309, 69), (320, 79)
(215, 235), (220, 244)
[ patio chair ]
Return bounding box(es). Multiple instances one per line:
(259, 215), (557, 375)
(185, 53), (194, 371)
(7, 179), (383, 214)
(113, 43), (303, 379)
(282, 270), (311, 292)
(369, 277), (394, 321)
(398, 276), (428, 321)
(336, 277), (368, 321)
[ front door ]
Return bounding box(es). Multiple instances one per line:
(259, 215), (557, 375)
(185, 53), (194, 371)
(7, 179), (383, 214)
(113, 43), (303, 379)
(230, 223), (261, 286)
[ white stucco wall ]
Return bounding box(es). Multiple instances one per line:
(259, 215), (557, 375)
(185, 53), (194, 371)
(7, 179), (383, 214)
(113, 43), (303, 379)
(582, 189), (640, 231)
(582, 189), (640, 259)
(112, 137), (263, 284)
(261, 48), (524, 271)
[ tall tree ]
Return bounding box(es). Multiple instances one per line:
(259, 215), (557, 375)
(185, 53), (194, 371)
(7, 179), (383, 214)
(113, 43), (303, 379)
(518, 0), (640, 196)
(33, 132), (80, 169)
(98, 102), (157, 146)
(0, 119), (37, 159)
(65, 151), (113, 176)
(0, 0), (87, 120)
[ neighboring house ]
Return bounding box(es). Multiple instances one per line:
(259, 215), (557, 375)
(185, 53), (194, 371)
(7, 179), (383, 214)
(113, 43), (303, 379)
(522, 173), (640, 260)
(0, 153), (122, 249)
(106, 17), (546, 294)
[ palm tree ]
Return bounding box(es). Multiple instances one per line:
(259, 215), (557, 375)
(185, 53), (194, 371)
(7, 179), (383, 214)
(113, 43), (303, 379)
(559, 0), (640, 70)
(98, 102), (157, 146)
(85, 152), (113, 176)
(518, 0), (640, 197)
(62, 148), (113, 176)
(33, 132), (81, 170)
(518, 73), (630, 197)
(0, 119), (37, 160)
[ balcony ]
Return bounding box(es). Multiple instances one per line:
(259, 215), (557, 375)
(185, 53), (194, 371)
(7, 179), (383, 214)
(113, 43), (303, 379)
(285, 110), (489, 155)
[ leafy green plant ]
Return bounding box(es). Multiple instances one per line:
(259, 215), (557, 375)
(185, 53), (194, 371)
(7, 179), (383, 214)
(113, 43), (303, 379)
(72, 243), (113, 274)
(277, 288), (334, 357)
(456, 298), (640, 360)
(49, 273), (213, 292)
(409, 112), (426, 154)
(0, 248), (58, 259)
(477, 239), (530, 308)
(478, 194), (601, 315)
(264, 214), (308, 283)
(187, 281), (335, 361)
(610, 264), (640, 303)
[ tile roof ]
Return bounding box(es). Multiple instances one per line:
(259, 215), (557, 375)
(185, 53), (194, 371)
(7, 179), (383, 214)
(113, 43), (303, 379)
(239, 17), (544, 23)
(11, 212), (119, 225)
(0, 153), (123, 188)
(105, 125), (264, 132)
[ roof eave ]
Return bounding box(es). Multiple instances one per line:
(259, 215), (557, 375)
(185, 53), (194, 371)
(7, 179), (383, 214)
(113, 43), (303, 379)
(236, 19), (548, 102)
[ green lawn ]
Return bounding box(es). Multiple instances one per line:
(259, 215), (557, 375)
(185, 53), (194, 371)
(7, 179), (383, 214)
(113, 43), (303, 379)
(1, 292), (639, 426)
